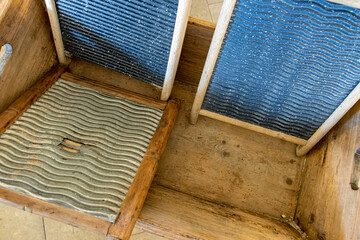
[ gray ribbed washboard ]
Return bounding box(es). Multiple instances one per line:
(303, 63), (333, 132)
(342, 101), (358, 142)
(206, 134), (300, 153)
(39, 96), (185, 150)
(0, 79), (163, 222)
(203, 0), (360, 140)
(55, 0), (179, 87)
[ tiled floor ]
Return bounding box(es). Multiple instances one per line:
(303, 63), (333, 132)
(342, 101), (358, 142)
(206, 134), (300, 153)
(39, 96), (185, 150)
(0, 202), (168, 240)
(0, 2), (222, 240)
(190, 0), (223, 23)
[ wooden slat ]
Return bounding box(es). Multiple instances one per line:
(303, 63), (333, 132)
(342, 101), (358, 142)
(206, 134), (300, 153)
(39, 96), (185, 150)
(44, 0), (67, 63)
(161, 0), (192, 101)
(296, 83), (360, 156)
(199, 109), (307, 145)
(0, 64), (67, 135)
(136, 184), (303, 240)
(175, 17), (216, 86)
(0, 187), (110, 235)
(60, 72), (167, 110)
(295, 101), (360, 240)
(190, 0), (236, 124)
(107, 99), (181, 240)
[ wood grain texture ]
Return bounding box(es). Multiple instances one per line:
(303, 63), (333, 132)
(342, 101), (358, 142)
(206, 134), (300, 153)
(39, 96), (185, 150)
(174, 17), (215, 86)
(136, 184), (303, 240)
(60, 72), (167, 110)
(107, 99), (181, 240)
(154, 81), (305, 220)
(295, 101), (360, 240)
(0, 64), (66, 135)
(0, 0), (58, 113)
(200, 109), (307, 145)
(351, 149), (360, 190)
(68, 58), (161, 99)
(0, 186), (110, 235)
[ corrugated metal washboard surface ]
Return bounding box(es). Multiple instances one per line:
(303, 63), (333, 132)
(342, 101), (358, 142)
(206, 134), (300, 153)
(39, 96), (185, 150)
(0, 79), (163, 221)
(203, 0), (360, 140)
(55, 0), (178, 87)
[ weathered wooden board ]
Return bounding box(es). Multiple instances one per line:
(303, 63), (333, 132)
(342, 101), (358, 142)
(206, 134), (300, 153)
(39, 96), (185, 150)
(295, 101), (360, 240)
(174, 17), (215, 86)
(0, 0), (58, 113)
(69, 58), (161, 100)
(137, 184), (303, 240)
(154, 81), (305, 219)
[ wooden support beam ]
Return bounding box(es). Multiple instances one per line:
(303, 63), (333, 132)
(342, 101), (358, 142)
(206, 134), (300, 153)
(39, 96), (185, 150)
(107, 99), (181, 240)
(161, 0), (192, 101)
(44, 0), (68, 64)
(0, 64), (67, 135)
(190, 0), (236, 124)
(60, 72), (167, 110)
(135, 184), (304, 240)
(199, 109), (307, 145)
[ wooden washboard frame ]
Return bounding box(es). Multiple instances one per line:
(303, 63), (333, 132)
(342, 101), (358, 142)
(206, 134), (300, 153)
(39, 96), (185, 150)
(0, 65), (180, 240)
(44, 0), (192, 101)
(190, 0), (360, 157)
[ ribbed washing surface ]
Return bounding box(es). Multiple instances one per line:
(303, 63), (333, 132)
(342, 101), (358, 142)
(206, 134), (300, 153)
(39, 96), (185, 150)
(203, 0), (360, 140)
(0, 79), (163, 222)
(56, 0), (178, 87)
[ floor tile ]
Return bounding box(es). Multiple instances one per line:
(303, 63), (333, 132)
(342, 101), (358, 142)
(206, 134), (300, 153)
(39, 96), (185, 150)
(44, 218), (104, 240)
(209, 2), (223, 23)
(44, 217), (166, 240)
(190, 0), (213, 22)
(0, 202), (45, 240)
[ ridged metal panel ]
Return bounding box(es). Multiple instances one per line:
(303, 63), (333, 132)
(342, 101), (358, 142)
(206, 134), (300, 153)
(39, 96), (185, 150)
(0, 79), (163, 222)
(55, 0), (178, 87)
(202, 0), (360, 140)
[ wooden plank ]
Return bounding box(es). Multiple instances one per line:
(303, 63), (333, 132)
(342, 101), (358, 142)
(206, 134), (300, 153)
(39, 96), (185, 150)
(161, 0), (192, 101)
(0, 0), (58, 113)
(0, 187), (110, 235)
(328, 0), (360, 8)
(200, 109), (307, 145)
(44, 0), (67, 63)
(295, 101), (360, 240)
(296, 83), (360, 156)
(68, 58), (161, 99)
(190, 0), (236, 124)
(136, 184), (303, 240)
(60, 72), (167, 109)
(175, 17), (215, 86)
(0, 64), (67, 135)
(107, 99), (181, 240)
